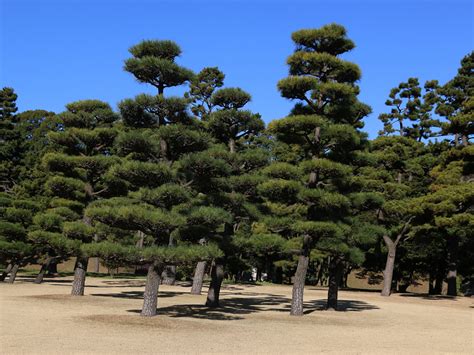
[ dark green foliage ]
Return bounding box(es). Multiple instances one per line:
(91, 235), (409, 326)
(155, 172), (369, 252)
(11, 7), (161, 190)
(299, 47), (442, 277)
(124, 40), (193, 94)
(0, 87), (18, 119)
(435, 51), (473, 146)
(186, 67), (225, 119)
(379, 78), (440, 140)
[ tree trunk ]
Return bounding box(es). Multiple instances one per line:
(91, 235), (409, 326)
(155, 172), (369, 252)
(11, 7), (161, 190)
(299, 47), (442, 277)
(398, 282), (410, 293)
(6, 264), (19, 284)
(161, 266), (176, 285)
(191, 261), (206, 295)
(461, 135), (468, 147)
(454, 133), (460, 147)
(205, 260), (224, 307)
(397, 172), (403, 184)
(35, 258), (53, 284)
(0, 263), (13, 282)
(228, 138), (236, 154)
(141, 263), (162, 317)
(290, 235), (310, 316)
(93, 234), (100, 273)
(433, 271), (443, 295)
(342, 264), (352, 288)
(381, 236), (397, 297)
(160, 138), (169, 163)
(327, 257), (343, 310)
(161, 234), (176, 285)
(71, 256), (89, 296)
(48, 259), (58, 274)
(446, 236), (458, 296)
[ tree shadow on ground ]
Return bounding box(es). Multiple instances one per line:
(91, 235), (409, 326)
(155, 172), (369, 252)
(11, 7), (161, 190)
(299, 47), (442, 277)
(298, 299), (380, 314)
(127, 294), (291, 320)
(399, 293), (458, 301)
(126, 294), (378, 320)
(91, 290), (190, 299)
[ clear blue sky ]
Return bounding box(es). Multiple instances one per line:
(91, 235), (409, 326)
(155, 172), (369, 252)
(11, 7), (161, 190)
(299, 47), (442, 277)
(1, 0), (472, 138)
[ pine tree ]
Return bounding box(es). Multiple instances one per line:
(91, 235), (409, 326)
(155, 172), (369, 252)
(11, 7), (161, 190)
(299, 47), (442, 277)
(415, 144), (473, 296)
(378, 78), (440, 141)
(43, 100), (120, 295)
(268, 24), (372, 314)
(186, 67), (225, 120)
(124, 40), (193, 95)
(0, 194), (41, 282)
(0, 87), (20, 192)
(436, 51), (473, 146)
(81, 39), (222, 316)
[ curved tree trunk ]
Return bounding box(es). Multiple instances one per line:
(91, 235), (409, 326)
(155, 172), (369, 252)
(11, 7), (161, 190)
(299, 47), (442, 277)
(290, 235), (310, 316)
(35, 258), (53, 284)
(205, 260), (224, 307)
(446, 236), (458, 296)
(381, 236), (397, 297)
(191, 261), (207, 295)
(6, 264), (19, 284)
(141, 263), (162, 317)
(0, 263), (13, 282)
(71, 256), (89, 296)
(327, 257), (343, 310)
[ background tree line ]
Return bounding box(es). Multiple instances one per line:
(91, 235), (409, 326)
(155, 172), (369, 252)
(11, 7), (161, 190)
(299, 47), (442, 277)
(1, 24), (472, 317)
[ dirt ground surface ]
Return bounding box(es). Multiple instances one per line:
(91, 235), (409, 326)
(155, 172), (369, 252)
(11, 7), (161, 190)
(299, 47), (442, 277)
(1, 275), (472, 354)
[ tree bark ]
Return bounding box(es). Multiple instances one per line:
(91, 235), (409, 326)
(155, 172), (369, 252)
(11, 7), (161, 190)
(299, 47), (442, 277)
(205, 260), (224, 307)
(35, 258), (53, 284)
(327, 257), (343, 310)
(71, 256), (89, 296)
(48, 259), (58, 274)
(446, 236), (458, 296)
(160, 138), (169, 163)
(6, 264), (19, 284)
(161, 234), (176, 285)
(381, 219), (412, 297)
(161, 265), (176, 285)
(0, 263), (13, 282)
(381, 236), (397, 296)
(141, 263), (162, 317)
(228, 138), (236, 154)
(191, 261), (206, 295)
(290, 235), (311, 316)
(433, 271), (443, 295)
(93, 234), (100, 273)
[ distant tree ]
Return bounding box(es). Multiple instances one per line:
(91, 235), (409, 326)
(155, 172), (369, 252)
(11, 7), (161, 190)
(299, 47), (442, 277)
(124, 40), (193, 95)
(186, 67), (225, 120)
(0, 88), (20, 192)
(436, 51), (473, 146)
(0, 87), (18, 119)
(378, 78), (440, 141)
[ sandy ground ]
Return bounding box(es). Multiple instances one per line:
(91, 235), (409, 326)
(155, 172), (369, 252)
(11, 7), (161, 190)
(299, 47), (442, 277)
(0, 275), (472, 354)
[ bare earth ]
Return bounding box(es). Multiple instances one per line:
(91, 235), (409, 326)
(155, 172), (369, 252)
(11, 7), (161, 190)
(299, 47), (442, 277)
(1, 276), (472, 354)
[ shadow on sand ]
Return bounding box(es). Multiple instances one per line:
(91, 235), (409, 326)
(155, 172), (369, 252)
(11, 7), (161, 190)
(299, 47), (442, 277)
(399, 293), (458, 301)
(124, 295), (379, 320)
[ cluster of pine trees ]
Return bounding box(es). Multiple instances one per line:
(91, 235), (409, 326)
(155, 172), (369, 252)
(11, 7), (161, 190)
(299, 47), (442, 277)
(1, 24), (472, 317)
